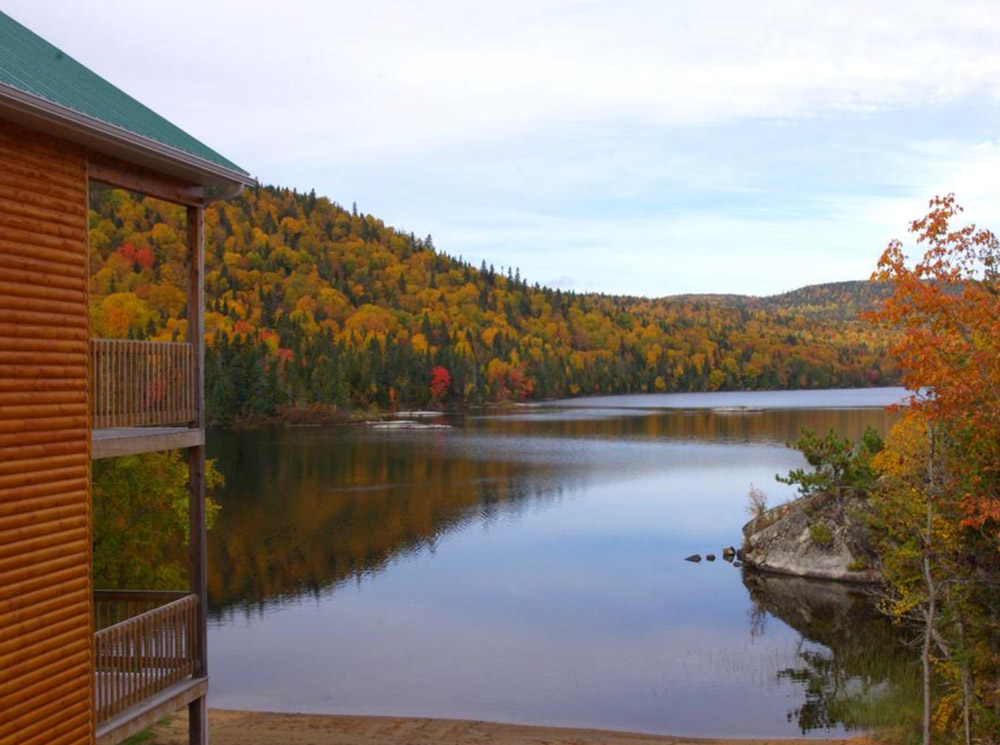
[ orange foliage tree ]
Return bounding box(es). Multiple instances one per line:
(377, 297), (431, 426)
(872, 194), (1000, 530)
(870, 195), (1000, 744)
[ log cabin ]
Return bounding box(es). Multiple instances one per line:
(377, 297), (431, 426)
(0, 11), (254, 745)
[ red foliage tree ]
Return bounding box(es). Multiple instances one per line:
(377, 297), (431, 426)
(135, 246), (155, 271)
(429, 366), (451, 402)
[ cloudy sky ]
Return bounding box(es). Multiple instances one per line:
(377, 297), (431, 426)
(6, 0), (1000, 297)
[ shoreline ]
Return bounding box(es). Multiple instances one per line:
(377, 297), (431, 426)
(149, 709), (871, 745)
(209, 385), (907, 429)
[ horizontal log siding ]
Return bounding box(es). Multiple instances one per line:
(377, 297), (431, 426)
(0, 121), (92, 745)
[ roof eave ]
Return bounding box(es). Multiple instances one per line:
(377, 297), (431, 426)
(0, 82), (255, 189)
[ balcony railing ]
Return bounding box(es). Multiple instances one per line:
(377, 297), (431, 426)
(94, 590), (199, 725)
(91, 340), (196, 429)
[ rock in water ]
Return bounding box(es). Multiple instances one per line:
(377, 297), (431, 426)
(722, 546), (736, 561)
(684, 554), (702, 563)
(741, 494), (880, 583)
(705, 554), (716, 561)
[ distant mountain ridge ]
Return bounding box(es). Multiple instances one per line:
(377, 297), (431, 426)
(670, 280), (889, 315)
(86, 185), (896, 421)
(752, 280), (892, 317)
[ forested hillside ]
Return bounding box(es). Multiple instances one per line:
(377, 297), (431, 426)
(87, 185), (895, 423)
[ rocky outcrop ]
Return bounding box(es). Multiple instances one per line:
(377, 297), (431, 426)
(741, 493), (880, 583)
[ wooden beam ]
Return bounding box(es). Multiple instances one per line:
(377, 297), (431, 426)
(87, 156), (204, 206)
(91, 427), (204, 459)
(186, 205), (205, 428)
(188, 695), (208, 745)
(186, 202), (209, 745)
(186, 444), (207, 745)
(187, 446), (206, 675)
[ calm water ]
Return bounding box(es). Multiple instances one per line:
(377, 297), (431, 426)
(205, 387), (919, 738)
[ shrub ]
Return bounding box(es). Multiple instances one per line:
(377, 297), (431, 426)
(809, 522), (834, 547)
(746, 484), (769, 522)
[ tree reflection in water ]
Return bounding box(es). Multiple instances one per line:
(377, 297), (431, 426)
(205, 407), (898, 615)
(744, 572), (921, 735)
(203, 403), (914, 736)
(205, 427), (578, 613)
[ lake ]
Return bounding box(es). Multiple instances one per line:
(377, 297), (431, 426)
(204, 387), (919, 738)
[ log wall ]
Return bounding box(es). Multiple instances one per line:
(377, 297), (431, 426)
(0, 120), (93, 745)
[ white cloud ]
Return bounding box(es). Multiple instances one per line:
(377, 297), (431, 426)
(9, 0), (1000, 161)
(5, 0), (1000, 295)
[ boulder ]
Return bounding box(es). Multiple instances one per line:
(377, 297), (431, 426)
(741, 493), (880, 583)
(705, 554), (716, 562)
(684, 554), (702, 563)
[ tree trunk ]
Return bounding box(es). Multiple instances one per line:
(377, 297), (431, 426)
(960, 619), (971, 745)
(962, 658), (972, 745)
(923, 549), (936, 745)
(922, 423), (937, 745)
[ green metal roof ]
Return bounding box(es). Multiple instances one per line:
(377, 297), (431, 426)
(0, 10), (249, 178)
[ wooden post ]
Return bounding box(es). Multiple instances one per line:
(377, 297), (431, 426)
(187, 204), (204, 431)
(186, 204), (208, 745)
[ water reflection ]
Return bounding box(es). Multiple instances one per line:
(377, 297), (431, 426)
(546, 386), (907, 411)
(207, 429), (578, 612)
(205, 393), (913, 737)
(744, 573), (920, 734)
(467, 406), (897, 444)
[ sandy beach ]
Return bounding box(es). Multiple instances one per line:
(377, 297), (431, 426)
(149, 709), (872, 745)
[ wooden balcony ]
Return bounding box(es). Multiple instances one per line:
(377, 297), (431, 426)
(94, 590), (206, 745)
(91, 339), (202, 458)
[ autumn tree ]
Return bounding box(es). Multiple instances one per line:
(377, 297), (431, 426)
(92, 451), (222, 591)
(429, 365), (451, 403)
(872, 194), (1000, 531)
(869, 195), (1000, 744)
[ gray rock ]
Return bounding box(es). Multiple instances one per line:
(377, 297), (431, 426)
(740, 494), (880, 583)
(733, 561), (743, 568)
(705, 554), (716, 561)
(684, 554), (702, 563)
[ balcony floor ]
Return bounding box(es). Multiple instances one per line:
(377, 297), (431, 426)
(93, 427), (204, 459)
(96, 676), (206, 745)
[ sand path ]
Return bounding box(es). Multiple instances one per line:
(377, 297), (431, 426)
(149, 709), (870, 745)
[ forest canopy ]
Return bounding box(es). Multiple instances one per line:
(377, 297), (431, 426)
(87, 185), (896, 423)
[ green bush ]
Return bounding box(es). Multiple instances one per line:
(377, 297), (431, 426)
(777, 426), (884, 500)
(809, 522), (834, 547)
